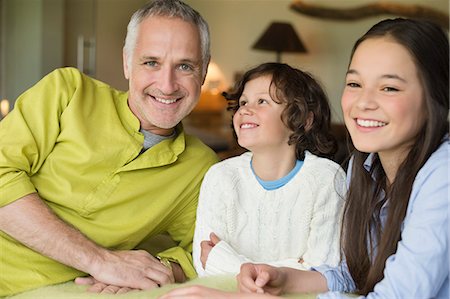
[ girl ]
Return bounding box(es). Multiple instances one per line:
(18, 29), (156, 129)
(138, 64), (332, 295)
(236, 18), (449, 299)
(160, 17), (449, 299)
(192, 63), (345, 277)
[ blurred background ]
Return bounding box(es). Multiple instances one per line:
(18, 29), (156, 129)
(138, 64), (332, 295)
(1, 0), (448, 158)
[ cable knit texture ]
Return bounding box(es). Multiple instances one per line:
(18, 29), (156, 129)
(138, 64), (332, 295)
(193, 151), (346, 276)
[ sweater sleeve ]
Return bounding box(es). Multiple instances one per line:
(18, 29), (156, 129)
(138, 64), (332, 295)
(301, 164), (346, 269)
(192, 165), (230, 277)
(206, 240), (312, 274)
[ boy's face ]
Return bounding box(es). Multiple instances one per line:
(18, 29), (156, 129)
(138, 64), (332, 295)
(233, 75), (293, 154)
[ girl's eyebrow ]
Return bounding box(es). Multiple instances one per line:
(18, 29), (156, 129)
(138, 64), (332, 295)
(346, 69), (407, 83)
(381, 74), (407, 83)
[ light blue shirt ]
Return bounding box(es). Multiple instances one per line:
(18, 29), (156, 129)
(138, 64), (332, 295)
(251, 159), (303, 190)
(315, 138), (449, 299)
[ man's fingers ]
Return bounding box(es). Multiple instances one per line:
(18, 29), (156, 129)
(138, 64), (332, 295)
(116, 287), (133, 294)
(143, 266), (175, 286)
(87, 282), (108, 293)
(74, 276), (96, 285)
(100, 285), (122, 294)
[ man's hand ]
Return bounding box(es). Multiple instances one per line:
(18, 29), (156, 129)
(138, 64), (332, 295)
(200, 232), (220, 269)
(75, 276), (136, 294)
(0, 194), (176, 292)
(87, 249), (175, 290)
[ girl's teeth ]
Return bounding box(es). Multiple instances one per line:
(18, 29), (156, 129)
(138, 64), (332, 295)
(241, 123), (257, 129)
(357, 119), (387, 127)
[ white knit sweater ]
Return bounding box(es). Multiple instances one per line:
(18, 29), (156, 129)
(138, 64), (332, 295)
(193, 151), (346, 277)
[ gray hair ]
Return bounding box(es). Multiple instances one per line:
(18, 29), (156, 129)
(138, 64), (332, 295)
(124, 0), (210, 76)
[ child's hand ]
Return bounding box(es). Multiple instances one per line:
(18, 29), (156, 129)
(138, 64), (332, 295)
(200, 232), (221, 269)
(237, 263), (286, 295)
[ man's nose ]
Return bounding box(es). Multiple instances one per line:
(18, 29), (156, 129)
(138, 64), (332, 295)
(159, 67), (178, 95)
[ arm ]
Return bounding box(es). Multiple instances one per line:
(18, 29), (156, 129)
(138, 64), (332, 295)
(317, 148), (449, 299)
(157, 168), (220, 281)
(0, 193), (173, 289)
(192, 167), (230, 276)
(205, 239), (312, 275)
(300, 167), (345, 268)
(362, 154), (448, 299)
(0, 69), (174, 290)
(237, 263), (328, 295)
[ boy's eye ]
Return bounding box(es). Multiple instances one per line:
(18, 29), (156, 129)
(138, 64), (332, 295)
(258, 98), (268, 104)
(238, 100), (247, 106)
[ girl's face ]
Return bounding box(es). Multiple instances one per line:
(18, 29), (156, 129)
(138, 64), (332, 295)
(342, 37), (426, 161)
(233, 75), (292, 153)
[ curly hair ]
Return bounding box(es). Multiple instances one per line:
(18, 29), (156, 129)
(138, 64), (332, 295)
(223, 62), (336, 160)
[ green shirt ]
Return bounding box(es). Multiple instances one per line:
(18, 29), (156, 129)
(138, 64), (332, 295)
(0, 67), (218, 295)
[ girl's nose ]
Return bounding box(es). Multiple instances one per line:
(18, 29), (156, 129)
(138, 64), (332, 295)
(356, 89), (378, 110)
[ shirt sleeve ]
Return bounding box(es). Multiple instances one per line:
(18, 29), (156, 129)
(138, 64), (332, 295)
(316, 146), (449, 298)
(157, 184), (201, 280)
(0, 69), (74, 207)
(313, 261), (357, 294)
(206, 240), (312, 275)
(364, 153), (449, 299)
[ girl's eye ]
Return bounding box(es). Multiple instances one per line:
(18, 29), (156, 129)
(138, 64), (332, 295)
(346, 82), (360, 88)
(382, 86), (399, 92)
(238, 100), (247, 106)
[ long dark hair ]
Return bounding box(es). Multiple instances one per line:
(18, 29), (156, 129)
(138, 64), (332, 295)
(342, 18), (449, 295)
(223, 62), (336, 160)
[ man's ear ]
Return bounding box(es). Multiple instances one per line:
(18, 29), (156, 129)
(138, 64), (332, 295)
(123, 49), (130, 80)
(201, 57), (211, 86)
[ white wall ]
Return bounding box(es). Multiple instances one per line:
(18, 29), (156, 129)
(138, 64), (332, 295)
(184, 0), (449, 123)
(1, 0), (64, 108)
(1, 0), (448, 122)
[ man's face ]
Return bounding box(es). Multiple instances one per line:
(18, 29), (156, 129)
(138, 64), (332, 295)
(124, 16), (205, 135)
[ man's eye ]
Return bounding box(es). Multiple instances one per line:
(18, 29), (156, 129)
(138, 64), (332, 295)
(145, 61), (157, 67)
(179, 64), (193, 71)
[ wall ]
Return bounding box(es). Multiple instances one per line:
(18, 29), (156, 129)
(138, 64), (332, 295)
(1, 0), (64, 108)
(184, 0), (449, 123)
(95, 0), (147, 90)
(1, 0), (448, 122)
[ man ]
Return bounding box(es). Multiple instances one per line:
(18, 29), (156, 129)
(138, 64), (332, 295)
(0, 0), (218, 295)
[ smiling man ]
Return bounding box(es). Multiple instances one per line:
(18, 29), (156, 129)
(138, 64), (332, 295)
(0, 0), (217, 296)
